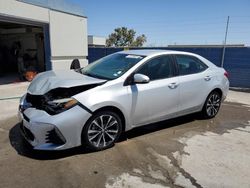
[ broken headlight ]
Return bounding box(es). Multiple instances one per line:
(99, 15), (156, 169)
(46, 98), (78, 114)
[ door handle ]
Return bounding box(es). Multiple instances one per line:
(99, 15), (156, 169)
(204, 76), (211, 81)
(168, 83), (178, 89)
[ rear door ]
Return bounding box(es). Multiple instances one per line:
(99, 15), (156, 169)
(128, 55), (180, 126)
(174, 54), (211, 114)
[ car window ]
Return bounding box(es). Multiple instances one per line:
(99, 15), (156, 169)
(175, 55), (208, 75)
(136, 55), (174, 81)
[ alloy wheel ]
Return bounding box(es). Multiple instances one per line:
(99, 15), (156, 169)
(87, 115), (119, 148)
(206, 93), (221, 117)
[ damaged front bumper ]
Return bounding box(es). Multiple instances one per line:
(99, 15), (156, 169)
(18, 94), (92, 150)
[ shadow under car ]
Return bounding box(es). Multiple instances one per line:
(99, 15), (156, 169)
(9, 113), (199, 160)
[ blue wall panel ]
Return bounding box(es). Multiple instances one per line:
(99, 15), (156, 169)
(88, 47), (250, 88)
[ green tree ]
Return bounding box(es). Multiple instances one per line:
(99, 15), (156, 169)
(106, 27), (147, 47)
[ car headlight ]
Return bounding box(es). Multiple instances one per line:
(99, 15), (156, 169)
(63, 98), (78, 109)
(50, 98), (78, 108)
(47, 98), (78, 114)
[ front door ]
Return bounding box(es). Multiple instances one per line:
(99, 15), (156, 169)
(128, 55), (180, 126)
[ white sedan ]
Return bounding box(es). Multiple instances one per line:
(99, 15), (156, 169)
(19, 50), (229, 151)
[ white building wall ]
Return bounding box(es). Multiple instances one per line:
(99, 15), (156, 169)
(0, 0), (49, 23)
(0, 0), (88, 70)
(49, 10), (88, 69)
(88, 35), (106, 46)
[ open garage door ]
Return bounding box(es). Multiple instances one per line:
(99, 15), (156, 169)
(0, 20), (50, 84)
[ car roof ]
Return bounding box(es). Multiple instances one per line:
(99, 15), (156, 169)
(117, 49), (196, 57)
(117, 49), (217, 68)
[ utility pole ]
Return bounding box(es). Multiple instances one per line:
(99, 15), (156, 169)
(221, 16), (230, 67)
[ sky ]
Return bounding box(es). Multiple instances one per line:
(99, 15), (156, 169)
(70, 0), (250, 46)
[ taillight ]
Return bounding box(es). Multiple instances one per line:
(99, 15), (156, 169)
(224, 71), (229, 78)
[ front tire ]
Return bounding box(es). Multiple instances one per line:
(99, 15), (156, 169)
(82, 111), (122, 151)
(202, 91), (222, 119)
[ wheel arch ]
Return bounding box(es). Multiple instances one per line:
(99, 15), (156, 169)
(83, 106), (126, 134)
(201, 87), (223, 119)
(210, 88), (223, 97)
(80, 105), (126, 150)
(93, 106), (126, 132)
(201, 87), (223, 110)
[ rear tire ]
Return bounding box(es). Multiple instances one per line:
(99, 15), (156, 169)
(201, 91), (222, 119)
(82, 111), (122, 151)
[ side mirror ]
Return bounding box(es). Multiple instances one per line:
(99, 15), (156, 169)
(133, 74), (150, 84)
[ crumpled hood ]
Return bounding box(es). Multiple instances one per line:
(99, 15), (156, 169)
(28, 70), (106, 95)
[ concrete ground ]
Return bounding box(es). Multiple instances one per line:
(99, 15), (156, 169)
(0, 83), (250, 188)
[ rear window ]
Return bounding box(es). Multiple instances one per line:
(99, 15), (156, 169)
(175, 55), (208, 75)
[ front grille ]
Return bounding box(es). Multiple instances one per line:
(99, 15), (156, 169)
(45, 128), (66, 145)
(20, 123), (34, 141)
(26, 93), (62, 115)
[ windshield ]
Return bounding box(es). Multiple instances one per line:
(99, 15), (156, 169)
(81, 53), (145, 80)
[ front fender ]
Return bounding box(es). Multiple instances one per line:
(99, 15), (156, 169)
(74, 83), (133, 131)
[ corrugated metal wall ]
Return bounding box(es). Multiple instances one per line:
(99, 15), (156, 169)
(88, 47), (250, 88)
